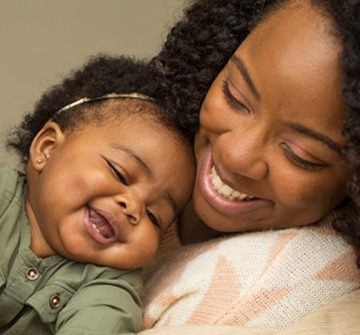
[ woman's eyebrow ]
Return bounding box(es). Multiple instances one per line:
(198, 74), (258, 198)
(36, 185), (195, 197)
(230, 56), (343, 155)
(287, 122), (342, 154)
(230, 55), (261, 101)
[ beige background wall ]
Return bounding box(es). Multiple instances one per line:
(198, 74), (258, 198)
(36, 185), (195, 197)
(0, 0), (186, 166)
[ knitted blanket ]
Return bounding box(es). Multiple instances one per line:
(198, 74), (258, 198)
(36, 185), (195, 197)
(142, 210), (360, 329)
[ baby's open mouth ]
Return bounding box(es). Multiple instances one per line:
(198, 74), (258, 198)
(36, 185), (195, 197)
(88, 208), (115, 239)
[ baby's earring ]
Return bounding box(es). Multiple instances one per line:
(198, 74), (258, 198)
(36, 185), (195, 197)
(36, 153), (51, 164)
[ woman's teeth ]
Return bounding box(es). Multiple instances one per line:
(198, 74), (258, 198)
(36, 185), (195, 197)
(210, 166), (254, 201)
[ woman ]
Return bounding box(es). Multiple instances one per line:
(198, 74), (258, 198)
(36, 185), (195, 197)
(140, 0), (360, 333)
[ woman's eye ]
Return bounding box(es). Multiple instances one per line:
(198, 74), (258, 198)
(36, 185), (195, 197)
(108, 161), (128, 185)
(146, 209), (161, 229)
(222, 79), (249, 112)
(280, 143), (326, 170)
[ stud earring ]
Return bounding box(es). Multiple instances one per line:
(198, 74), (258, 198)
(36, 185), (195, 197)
(37, 158), (43, 164)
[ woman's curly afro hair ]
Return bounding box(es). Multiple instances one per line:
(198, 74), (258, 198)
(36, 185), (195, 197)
(151, 0), (360, 265)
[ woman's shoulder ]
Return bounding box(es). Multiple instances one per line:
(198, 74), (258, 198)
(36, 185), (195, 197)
(142, 218), (360, 329)
(139, 289), (360, 335)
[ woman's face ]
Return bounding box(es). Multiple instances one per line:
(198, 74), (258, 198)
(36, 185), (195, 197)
(193, 1), (353, 233)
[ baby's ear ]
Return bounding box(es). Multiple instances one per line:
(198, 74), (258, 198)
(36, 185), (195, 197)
(29, 122), (66, 172)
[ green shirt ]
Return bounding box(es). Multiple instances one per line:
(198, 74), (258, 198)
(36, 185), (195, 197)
(0, 163), (143, 335)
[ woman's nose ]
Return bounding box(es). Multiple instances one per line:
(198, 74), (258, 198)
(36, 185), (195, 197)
(218, 128), (269, 180)
(114, 193), (142, 225)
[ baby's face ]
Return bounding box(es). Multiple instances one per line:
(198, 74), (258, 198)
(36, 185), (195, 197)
(26, 112), (195, 269)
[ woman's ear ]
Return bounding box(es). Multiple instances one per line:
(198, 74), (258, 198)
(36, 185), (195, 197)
(29, 122), (66, 172)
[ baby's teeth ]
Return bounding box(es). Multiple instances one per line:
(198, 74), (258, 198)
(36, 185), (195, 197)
(91, 222), (100, 233)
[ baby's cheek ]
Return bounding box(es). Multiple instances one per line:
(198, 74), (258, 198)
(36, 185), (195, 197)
(141, 233), (161, 266)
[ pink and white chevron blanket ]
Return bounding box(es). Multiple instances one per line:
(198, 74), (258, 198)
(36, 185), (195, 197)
(142, 209), (360, 329)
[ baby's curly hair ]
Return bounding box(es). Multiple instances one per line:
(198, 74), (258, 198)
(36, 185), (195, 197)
(7, 54), (196, 165)
(152, 0), (360, 265)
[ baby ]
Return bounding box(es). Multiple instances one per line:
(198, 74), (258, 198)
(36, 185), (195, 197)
(0, 55), (195, 334)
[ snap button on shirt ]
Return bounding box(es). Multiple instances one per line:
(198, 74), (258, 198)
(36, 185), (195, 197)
(26, 267), (39, 281)
(49, 294), (61, 308)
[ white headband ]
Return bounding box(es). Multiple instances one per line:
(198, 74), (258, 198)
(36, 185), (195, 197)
(54, 92), (156, 117)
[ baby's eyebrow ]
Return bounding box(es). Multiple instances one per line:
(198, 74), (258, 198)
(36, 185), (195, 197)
(111, 143), (178, 218)
(111, 145), (152, 178)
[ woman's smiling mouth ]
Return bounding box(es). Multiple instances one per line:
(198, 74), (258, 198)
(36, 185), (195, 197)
(197, 151), (270, 216)
(210, 166), (254, 200)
